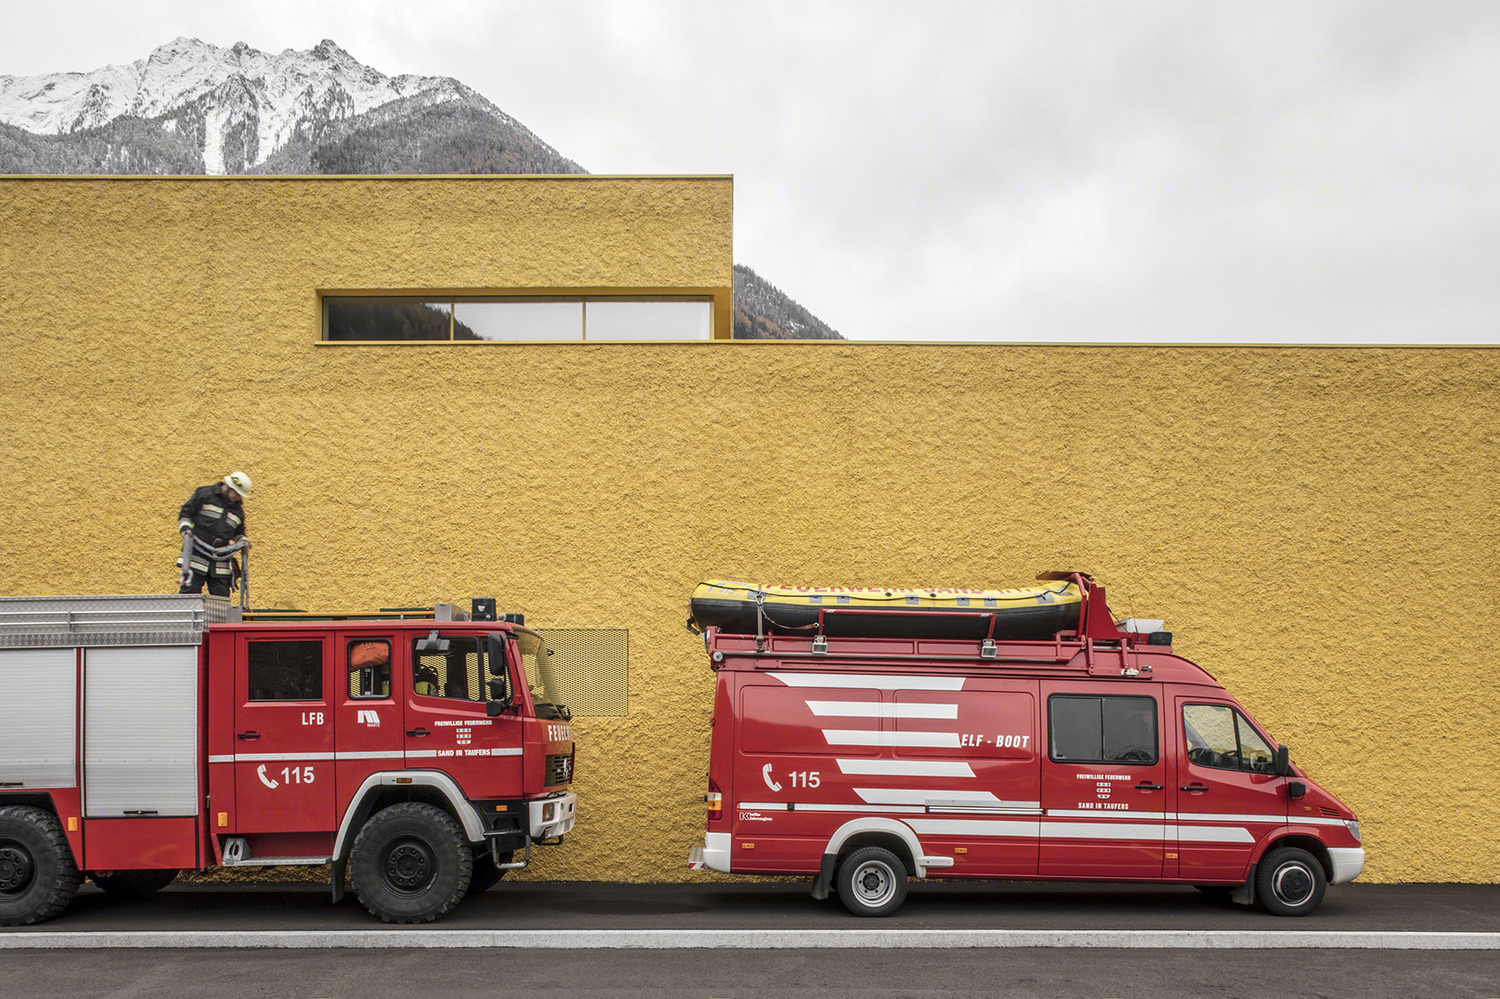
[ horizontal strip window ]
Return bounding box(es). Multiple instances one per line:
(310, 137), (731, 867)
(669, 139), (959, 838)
(323, 296), (713, 342)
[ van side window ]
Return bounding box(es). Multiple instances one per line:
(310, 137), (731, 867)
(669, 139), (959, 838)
(1182, 703), (1276, 774)
(1048, 694), (1158, 764)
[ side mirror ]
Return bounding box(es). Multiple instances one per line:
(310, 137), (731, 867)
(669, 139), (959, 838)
(484, 634), (514, 714)
(1288, 780), (1307, 799)
(1273, 744), (1291, 778)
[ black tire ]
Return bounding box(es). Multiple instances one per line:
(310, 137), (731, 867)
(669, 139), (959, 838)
(89, 869), (179, 896)
(835, 846), (908, 917)
(350, 802), (472, 923)
(1256, 847), (1327, 916)
(467, 848), (513, 895)
(0, 805), (82, 926)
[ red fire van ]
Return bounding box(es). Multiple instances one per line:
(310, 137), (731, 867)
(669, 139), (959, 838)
(687, 574), (1363, 917)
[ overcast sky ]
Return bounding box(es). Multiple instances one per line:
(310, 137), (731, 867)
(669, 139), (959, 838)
(2, 0), (1496, 343)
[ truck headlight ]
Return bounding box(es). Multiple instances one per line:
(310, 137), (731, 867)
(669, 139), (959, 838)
(1344, 820), (1361, 843)
(543, 802), (556, 822)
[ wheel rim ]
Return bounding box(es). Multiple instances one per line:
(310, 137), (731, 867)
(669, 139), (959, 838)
(1271, 860), (1315, 906)
(383, 837), (437, 896)
(850, 860), (896, 909)
(0, 842), (36, 897)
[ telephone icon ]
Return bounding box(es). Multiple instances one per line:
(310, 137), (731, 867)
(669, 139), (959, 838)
(762, 764), (782, 792)
(257, 764), (279, 789)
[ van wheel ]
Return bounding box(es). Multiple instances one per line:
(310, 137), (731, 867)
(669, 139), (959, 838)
(90, 869), (178, 895)
(836, 846), (908, 917)
(351, 803), (473, 923)
(0, 805), (82, 926)
(1256, 847), (1326, 916)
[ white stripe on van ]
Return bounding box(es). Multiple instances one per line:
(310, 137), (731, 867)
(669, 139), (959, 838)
(769, 672), (966, 691)
(806, 701), (959, 719)
(823, 730), (961, 748)
(854, 788), (1026, 807)
(836, 759), (977, 778)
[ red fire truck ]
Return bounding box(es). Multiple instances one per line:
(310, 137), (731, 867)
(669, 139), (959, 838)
(0, 593), (575, 925)
(687, 573), (1363, 917)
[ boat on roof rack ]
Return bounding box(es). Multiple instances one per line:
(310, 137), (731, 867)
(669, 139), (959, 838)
(689, 572), (1102, 641)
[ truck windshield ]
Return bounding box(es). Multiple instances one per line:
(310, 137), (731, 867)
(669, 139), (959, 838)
(515, 628), (568, 720)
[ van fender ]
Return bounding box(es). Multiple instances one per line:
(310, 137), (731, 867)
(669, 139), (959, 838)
(811, 818), (936, 900)
(328, 770), (488, 900)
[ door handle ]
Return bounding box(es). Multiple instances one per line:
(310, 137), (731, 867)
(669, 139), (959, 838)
(236, 731), (260, 741)
(406, 727), (430, 737)
(1180, 783), (1210, 792)
(1135, 782), (1164, 791)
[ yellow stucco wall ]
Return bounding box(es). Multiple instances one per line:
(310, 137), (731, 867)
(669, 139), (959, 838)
(2, 178), (1497, 885)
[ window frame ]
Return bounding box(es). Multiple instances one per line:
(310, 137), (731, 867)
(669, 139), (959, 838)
(1046, 692), (1160, 766)
(245, 639), (324, 703)
(1181, 701), (1278, 775)
(321, 293), (717, 343)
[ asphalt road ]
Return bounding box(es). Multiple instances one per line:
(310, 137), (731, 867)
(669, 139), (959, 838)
(1, 882), (1496, 998)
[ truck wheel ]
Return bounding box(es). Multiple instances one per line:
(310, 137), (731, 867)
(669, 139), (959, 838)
(90, 869), (179, 895)
(468, 848), (513, 894)
(835, 846), (908, 917)
(0, 805), (82, 926)
(350, 803), (472, 923)
(1255, 847), (1327, 916)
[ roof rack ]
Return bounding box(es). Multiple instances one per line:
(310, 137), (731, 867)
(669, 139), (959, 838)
(242, 604), (469, 623)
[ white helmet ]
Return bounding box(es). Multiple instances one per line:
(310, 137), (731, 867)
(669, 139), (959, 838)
(223, 471), (253, 499)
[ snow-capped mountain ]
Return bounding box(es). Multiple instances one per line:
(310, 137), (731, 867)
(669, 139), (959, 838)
(0, 37), (567, 175)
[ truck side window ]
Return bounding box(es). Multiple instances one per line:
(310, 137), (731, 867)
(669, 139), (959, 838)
(1183, 703), (1276, 774)
(347, 640), (391, 699)
(411, 635), (483, 702)
(1048, 694), (1158, 764)
(247, 640), (323, 701)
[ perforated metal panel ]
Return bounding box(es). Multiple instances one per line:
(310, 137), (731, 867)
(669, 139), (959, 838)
(84, 646), (199, 817)
(0, 648), (78, 788)
(536, 629), (629, 716)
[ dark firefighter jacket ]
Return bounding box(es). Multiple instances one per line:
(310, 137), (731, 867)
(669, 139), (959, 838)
(178, 484), (247, 546)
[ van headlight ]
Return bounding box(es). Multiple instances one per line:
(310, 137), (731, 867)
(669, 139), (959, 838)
(1344, 820), (1361, 843)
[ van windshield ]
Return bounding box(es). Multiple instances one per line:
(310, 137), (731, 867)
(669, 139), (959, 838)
(515, 628), (568, 720)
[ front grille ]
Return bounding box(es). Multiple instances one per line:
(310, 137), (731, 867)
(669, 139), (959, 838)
(546, 752), (574, 785)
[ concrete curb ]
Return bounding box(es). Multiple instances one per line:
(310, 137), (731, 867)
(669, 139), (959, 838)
(3, 929), (1499, 950)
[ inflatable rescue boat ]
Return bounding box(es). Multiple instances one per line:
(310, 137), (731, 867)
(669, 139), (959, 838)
(689, 577), (1085, 641)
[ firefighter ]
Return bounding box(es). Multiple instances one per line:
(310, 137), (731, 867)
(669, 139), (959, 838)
(177, 471), (252, 596)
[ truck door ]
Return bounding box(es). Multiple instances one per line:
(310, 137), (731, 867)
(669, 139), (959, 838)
(404, 630), (524, 800)
(1173, 697), (1286, 881)
(333, 635), (404, 816)
(1039, 682), (1168, 878)
(233, 633), (336, 833)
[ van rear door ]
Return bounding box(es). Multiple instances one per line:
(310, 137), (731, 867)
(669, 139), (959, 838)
(1039, 682), (1168, 878)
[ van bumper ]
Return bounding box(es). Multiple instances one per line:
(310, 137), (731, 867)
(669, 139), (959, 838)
(689, 832), (732, 873)
(1328, 847), (1365, 884)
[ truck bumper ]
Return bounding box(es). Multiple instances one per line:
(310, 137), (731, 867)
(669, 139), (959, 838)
(689, 832), (731, 873)
(528, 792), (576, 840)
(1328, 847), (1365, 884)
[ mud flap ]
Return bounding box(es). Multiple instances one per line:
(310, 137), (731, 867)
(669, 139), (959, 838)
(810, 853), (836, 901)
(1232, 863), (1255, 906)
(330, 858), (346, 903)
